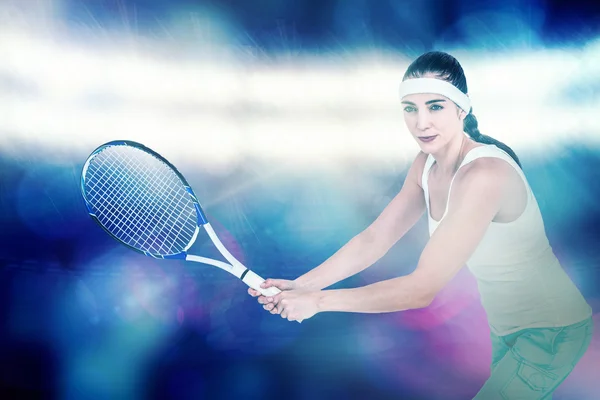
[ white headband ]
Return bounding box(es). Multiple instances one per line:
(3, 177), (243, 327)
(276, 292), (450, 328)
(399, 78), (471, 113)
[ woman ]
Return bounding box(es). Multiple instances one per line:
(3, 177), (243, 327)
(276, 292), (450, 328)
(248, 51), (593, 398)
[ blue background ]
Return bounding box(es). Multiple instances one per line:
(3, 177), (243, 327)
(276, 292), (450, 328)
(1, 0), (599, 399)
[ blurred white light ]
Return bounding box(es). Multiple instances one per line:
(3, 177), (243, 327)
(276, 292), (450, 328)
(1, 10), (599, 168)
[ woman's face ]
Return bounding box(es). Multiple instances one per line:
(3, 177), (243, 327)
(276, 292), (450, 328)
(401, 89), (466, 153)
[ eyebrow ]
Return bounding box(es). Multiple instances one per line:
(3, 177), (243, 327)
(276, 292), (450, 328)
(401, 99), (447, 105)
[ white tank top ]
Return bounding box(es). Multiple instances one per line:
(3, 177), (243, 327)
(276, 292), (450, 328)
(422, 144), (592, 336)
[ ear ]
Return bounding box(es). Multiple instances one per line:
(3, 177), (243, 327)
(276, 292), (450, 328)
(457, 109), (467, 121)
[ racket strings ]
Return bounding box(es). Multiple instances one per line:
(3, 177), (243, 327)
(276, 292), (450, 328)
(109, 152), (195, 251)
(89, 152), (195, 253)
(92, 157), (150, 233)
(84, 146), (198, 255)
(89, 156), (163, 241)
(139, 170), (189, 252)
(88, 154), (169, 247)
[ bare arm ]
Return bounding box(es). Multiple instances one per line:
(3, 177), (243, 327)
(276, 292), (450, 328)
(312, 159), (509, 314)
(293, 152), (428, 291)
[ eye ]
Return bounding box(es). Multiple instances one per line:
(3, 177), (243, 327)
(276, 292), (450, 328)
(403, 106), (416, 113)
(430, 104), (443, 111)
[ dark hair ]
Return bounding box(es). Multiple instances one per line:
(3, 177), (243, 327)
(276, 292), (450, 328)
(403, 51), (522, 168)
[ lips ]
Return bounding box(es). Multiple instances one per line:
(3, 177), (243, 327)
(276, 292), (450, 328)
(418, 135), (438, 142)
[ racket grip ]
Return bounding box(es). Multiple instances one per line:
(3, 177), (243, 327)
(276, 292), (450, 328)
(242, 269), (281, 297)
(242, 269), (302, 324)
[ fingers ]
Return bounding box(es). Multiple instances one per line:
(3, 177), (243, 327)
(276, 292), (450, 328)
(251, 285), (298, 321)
(260, 279), (293, 291)
(259, 286), (281, 298)
(262, 294), (280, 314)
(248, 289), (267, 304)
(268, 295), (283, 315)
(248, 288), (270, 302)
(276, 298), (289, 318)
(262, 303), (302, 323)
(258, 295), (274, 305)
(278, 300), (290, 319)
(260, 279), (281, 289)
(248, 288), (276, 305)
(267, 292), (281, 307)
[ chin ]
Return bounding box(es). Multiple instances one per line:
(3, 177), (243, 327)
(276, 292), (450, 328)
(416, 141), (440, 153)
(414, 133), (450, 153)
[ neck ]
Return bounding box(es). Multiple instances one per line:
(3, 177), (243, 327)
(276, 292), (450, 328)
(432, 132), (467, 176)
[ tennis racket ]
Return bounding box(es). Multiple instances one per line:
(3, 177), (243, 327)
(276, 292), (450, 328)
(80, 140), (283, 300)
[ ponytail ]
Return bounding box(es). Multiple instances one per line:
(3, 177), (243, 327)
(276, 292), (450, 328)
(464, 112), (522, 168)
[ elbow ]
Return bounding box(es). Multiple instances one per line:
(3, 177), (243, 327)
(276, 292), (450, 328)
(360, 227), (392, 258)
(406, 275), (436, 309)
(392, 292), (431, 311)
(360, 227), (380, 246)
(414, 294), (434, 309)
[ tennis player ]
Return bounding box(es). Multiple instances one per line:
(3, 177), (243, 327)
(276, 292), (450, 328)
(248, 51), (593, 398)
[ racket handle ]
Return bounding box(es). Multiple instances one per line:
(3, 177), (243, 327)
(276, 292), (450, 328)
(242, 269), (302, 324)
(242, 269), (281, 297)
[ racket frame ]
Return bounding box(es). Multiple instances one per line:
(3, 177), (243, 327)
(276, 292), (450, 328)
(80, 140), (281, 298)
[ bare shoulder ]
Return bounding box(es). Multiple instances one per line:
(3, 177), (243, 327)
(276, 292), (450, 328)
(454, 157), (516, 198)
(461, 156), (514, 178)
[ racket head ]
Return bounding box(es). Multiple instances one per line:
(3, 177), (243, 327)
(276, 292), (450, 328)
(80, 140), (208, 259)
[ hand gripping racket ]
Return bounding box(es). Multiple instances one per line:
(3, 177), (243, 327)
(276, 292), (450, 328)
(80, 140), (282, 299)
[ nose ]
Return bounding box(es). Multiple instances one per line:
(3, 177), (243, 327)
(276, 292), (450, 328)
(416, 109), (432, 131)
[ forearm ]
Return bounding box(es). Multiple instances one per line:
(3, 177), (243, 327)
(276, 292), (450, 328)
(316, 274), (430, 313)
(294, 230), (389, 291)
